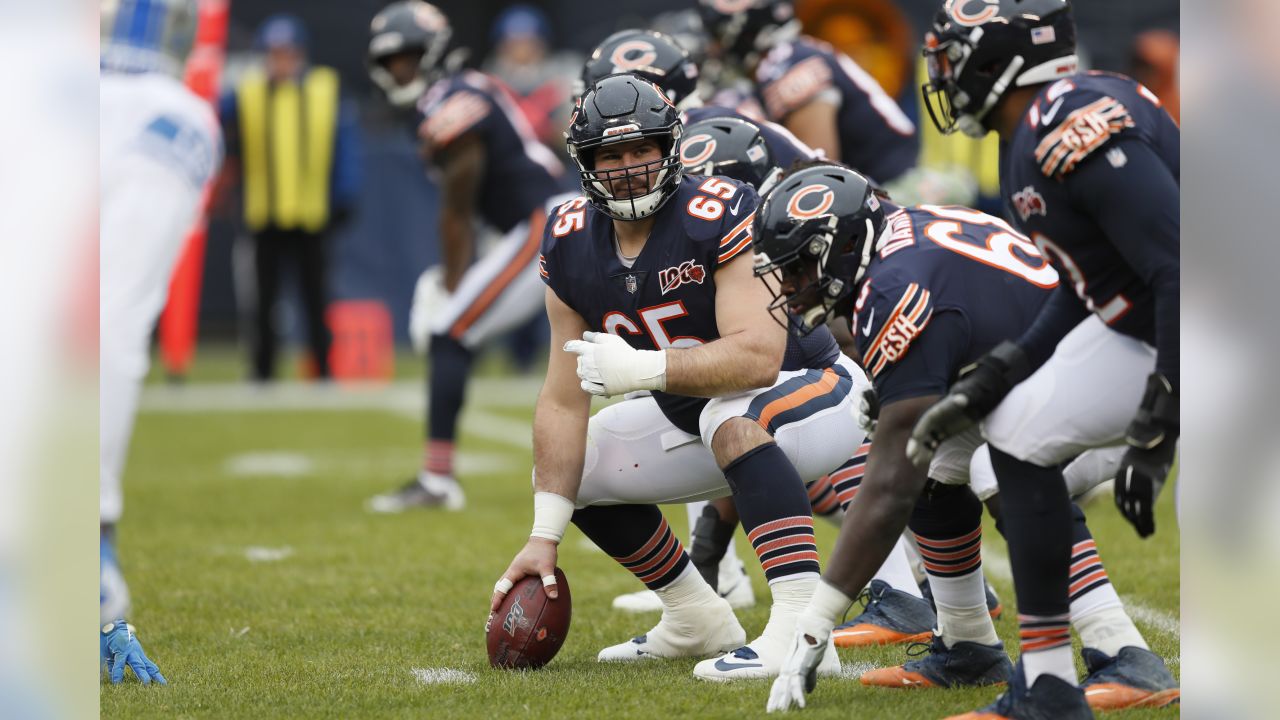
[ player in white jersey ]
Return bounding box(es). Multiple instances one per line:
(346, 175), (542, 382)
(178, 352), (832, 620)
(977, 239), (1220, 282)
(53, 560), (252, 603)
(100, 0), (221, 684)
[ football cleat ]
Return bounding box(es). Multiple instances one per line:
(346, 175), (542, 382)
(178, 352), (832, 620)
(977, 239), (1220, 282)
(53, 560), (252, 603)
(920, 577), (1004, 620)
(598, 595), (745, 662)
(1081, 646), (1180, 710)
(943, 661), (1093, 720)
(366, 472), (465, 513)
(694, 580), (839, 681)
(860, 634), (1012, 689)
(833, 579), (936, 647)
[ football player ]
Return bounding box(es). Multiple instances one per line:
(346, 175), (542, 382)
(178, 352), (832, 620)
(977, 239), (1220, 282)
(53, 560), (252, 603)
(364, 1), (574, 512)
(491, 75), (867, 681)
(696, 0), (918, 187)
(579, 29), (826, 616)
(908, 0), (1180, 715)
(759, 169), (1177, 715)
(680, 115), (940, 649)
(101, 0), (221, 683)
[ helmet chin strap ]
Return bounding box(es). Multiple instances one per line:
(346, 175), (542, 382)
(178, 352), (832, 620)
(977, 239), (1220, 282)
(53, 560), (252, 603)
(958, 55), (1024, 138)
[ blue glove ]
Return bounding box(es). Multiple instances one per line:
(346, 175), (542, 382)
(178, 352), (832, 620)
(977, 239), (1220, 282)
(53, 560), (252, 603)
(100, 620), (167, 685)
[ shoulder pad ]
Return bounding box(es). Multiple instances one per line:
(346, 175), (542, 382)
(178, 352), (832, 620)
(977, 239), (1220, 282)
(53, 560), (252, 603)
(1027, 80), (1135, 180)
(758, 43), (834, 120)
(856, 276), (934, 379)
(418, 78), (493, 150)
(675, 177), (759, 264)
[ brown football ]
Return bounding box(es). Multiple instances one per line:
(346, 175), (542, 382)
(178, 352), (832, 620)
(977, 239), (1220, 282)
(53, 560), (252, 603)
(485, 567), (571, 669)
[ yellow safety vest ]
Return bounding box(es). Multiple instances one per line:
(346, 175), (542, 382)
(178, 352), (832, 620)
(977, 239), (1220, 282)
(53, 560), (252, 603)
(237, 66), (339, 232)
(916, 57), (1001, 199)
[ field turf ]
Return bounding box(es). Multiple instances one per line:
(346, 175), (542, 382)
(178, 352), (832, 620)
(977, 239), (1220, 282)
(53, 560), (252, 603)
(103, 350), (1179, 719)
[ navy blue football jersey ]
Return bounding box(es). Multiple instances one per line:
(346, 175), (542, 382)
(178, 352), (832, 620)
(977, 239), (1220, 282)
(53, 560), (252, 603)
(683, 105), (820, 172)
(417, 70), (566, 232)
(755, 37), (918, 184)
(852, 203), (1058, 405)
(1001, 72), (1179, 352)
(541, 175), (838, 433)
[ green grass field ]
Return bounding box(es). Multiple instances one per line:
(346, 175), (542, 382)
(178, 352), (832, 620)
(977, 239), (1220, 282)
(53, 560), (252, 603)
(104, 350), (1179, 719)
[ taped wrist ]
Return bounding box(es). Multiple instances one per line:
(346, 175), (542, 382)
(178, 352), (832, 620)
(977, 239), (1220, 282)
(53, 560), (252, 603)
(530, 492), (575, 543)
(689, 505), (736, 590)
(1126, 373), (1179, 449)
(802, 579), (854, 637)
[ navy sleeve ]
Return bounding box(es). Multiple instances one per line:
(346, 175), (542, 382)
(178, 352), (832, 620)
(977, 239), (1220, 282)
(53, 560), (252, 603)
(1014, 282), (1089, 371)
(874, 310), (970, 406)
(1064, 137), (1179, 388)
(329, 97), (362, 214)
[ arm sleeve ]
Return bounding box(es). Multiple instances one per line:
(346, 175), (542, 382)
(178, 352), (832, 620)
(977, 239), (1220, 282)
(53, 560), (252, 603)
(1014, 282), (1090, 371)
(1063, 137), (1179, 387)
(874, 310), (970, 405)
(329, 97), (362, 214)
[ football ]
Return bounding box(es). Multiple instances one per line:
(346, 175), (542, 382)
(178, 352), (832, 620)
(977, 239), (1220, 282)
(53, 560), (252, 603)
(486, 568), (572, 670)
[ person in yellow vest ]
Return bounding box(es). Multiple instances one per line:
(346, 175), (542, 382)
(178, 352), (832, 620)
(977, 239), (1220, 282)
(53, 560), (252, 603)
(219, 14), (360, 381)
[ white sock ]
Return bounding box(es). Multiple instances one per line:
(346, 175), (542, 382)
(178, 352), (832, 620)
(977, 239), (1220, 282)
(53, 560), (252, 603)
(655, 563), (720, 611)
(759, 575), (817, 644)
(1022, 645), (1076, 686)
(870, 535), (924, 598)
(930, 569), (998, 646)
(800, 579), (854, 637)
(1074, 605), (1148, 657)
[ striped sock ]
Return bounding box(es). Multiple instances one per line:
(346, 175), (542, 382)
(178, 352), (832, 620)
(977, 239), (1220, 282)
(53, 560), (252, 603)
(747, 516), (820, 585)
(423, 439), (454, 477)
(829, 442), (869, 511)
(1069, 510), (1147, 655)
(1019, 612), (1075, 684)
(1068, 539), (1113, 610)
(913, 526), (983, 578)
(806, 474), (842, 519)
(572, 505), (690, 590)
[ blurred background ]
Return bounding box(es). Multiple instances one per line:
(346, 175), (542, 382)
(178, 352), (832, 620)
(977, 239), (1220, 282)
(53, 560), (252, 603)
(180, 0), (1179, 382)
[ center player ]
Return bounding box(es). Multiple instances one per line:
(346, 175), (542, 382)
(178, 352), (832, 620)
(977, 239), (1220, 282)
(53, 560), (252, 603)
(490, 74), (865, 681)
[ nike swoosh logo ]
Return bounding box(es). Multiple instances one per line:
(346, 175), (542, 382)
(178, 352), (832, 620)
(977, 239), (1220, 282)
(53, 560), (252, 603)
(729, 197), (743, 215)
(714, 658), (763, 671)
(861, 308), (876, 336)
(1041, 98), (1065, 126)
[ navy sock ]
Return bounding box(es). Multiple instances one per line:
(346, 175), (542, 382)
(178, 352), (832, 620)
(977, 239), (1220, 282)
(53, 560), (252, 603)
(909, 482), (983, 578)
(427, 334), (474, 442)
(723, 442), (818, 584)
(573, 505), (690, 590)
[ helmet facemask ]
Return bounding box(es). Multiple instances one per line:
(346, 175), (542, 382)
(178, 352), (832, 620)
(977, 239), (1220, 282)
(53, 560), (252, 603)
(571, 130), (685, 221)
(754, 214), (876, 336)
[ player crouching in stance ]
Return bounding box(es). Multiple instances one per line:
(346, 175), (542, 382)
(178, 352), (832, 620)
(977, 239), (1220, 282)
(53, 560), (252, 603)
(491, 74), (868, 681)
(753, 164), (1177, 715)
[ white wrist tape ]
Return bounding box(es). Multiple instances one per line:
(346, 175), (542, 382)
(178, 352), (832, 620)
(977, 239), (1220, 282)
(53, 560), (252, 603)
(530, 492), (575, 542)
(803, 579), (855, 636)
(628, 349), (668, 392)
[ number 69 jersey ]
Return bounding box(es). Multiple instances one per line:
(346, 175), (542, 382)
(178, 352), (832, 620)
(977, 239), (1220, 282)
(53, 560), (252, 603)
(852, 203), (1059, 405)
(541, 174), (838, 434)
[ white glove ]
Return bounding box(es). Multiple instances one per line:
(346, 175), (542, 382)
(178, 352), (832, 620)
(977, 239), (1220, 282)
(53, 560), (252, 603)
(766, 614), (832, 713)
(409, 266), (450, 355)
(563, 331), (666, 397)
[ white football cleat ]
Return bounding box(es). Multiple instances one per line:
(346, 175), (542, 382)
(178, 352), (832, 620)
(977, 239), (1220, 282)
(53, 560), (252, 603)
(694, 577), (839, 681)
(612, 589), (663, 613)
(599, 570), (746, 662)
(366, 472), (465, 513)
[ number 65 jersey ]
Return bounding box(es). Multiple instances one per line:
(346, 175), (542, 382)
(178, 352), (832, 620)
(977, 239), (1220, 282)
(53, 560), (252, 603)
(851, 203), (1059, 406)
(541, 175), (839, 434)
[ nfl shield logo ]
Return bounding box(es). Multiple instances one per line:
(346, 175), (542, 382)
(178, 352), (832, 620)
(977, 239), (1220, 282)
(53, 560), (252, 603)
(625, 274), (638, 294)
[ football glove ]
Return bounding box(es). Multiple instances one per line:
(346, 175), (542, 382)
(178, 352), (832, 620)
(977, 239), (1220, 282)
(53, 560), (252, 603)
(766, 614), (831, 713)
(907, 341), (1030, 469)
(100, 620), (167, 685)
(857, 388), (880, 440)
(1115, 373), (1178, 538)
(408, 266), (450, 355)
(563, 331), (666, 397)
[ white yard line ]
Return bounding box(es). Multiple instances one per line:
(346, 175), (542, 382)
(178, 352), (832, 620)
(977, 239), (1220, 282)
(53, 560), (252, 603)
(411, 667), (477, 685)
(139, 378), (542, 450)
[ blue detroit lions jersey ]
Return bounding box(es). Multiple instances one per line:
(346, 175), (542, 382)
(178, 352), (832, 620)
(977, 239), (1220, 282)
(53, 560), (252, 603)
(851, 204), (1058, 404)
(1001, 72), (1179, 349)
(755, 37), (918, 184)
(541, 175), (838, 433)
(683, 105), (819, 171)
(418, 70), (566, 232)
